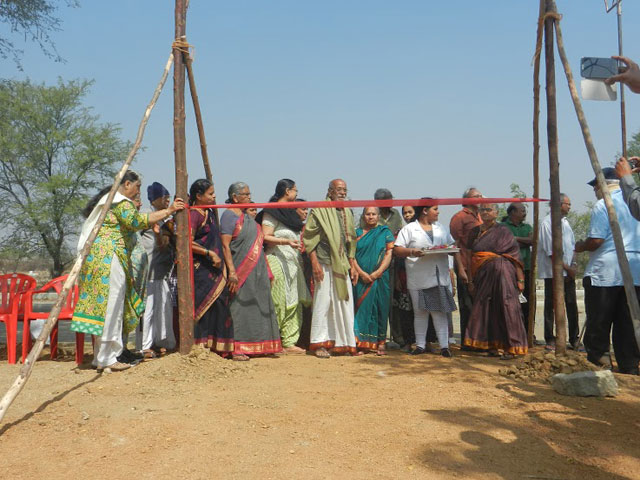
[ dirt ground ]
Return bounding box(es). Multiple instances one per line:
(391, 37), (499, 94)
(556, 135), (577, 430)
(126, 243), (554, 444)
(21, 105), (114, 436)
(0, 344), (639, 480)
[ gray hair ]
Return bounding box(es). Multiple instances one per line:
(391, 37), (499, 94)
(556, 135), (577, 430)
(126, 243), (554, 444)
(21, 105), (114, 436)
(226, 181), (249, 203)
(363, 206), (380, 214)
(463, 187), (479, 198)
(374, 188), (393, 200)
(559, 192), (569, 203)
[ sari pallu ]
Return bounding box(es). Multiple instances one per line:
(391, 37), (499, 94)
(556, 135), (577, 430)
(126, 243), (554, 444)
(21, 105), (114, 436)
(226, 212), (282, 355)
(464, 224), (528, 355)
(353, 226), (395, 351)
(191, 208), (233, 354)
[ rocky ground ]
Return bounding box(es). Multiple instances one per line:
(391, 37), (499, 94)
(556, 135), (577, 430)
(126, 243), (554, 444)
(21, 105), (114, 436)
(1, 343), (639, 480)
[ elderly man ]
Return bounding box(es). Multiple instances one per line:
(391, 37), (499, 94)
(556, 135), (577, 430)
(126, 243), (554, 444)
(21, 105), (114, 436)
(537, 193), (579, 350)
(501, 203), (533, 333)
(303, 179), (359, 358)
(449, 187), (482, 349)
(359, 188), (403, 234)
(576, 167), (640, 375)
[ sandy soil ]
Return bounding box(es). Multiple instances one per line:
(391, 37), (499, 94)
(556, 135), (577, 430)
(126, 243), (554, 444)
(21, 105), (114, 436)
(0, 344), (639, 480)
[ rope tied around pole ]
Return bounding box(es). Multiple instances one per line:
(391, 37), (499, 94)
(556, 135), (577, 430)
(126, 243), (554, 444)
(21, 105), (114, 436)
(172, 38), (195, 60)
(531, 12), (562, 66)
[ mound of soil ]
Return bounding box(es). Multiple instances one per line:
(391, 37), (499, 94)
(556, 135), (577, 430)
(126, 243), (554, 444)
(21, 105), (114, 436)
(499, 349), (601, 382)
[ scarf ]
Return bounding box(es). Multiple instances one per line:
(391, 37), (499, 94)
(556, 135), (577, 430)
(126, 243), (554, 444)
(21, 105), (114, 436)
(77, 192), (129, 254)
(303, 197), (355, 300)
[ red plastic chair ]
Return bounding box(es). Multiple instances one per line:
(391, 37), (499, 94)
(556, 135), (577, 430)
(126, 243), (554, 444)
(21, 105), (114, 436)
(0, 273), (37, 364)
(22, 275), (86, 365)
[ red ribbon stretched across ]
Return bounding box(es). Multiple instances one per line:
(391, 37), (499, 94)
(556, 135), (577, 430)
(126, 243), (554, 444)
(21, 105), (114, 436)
(189, 197), (547, 210)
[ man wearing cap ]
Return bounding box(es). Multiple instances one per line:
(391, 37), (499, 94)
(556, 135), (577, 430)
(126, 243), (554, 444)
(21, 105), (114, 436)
(537, 193), (579, 350)
(138, 182), (177, 356)
(575, 167), (640, 375)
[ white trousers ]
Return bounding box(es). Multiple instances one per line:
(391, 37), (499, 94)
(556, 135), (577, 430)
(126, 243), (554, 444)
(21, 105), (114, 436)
(136, 278), (175, 351)
(92, 256), (126, 368)
(409, 289), (449, 350)
(310, 264), (356, 348)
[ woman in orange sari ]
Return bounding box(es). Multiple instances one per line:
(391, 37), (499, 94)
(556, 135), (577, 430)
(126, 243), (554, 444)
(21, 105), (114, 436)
(464, 204), (528, 359)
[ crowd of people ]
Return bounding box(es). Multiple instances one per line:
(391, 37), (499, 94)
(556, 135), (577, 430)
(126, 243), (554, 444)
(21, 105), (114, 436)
(67, 169), (640, 376)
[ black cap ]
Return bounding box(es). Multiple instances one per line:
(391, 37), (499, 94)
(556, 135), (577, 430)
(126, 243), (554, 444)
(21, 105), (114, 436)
(587, 167), (617, 186)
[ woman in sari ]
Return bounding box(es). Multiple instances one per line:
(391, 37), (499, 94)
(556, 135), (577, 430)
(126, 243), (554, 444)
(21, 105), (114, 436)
(260, 179), (311, 354)
(189, 179), (234, 357)
(71, 171), (184, 372)
(464, 203), (528, 359)
(352, 207), (394, 355)
(220, 182), (282, 360)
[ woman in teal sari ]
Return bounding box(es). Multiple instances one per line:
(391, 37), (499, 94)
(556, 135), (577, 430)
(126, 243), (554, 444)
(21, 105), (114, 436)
(353, 207), (395, 355)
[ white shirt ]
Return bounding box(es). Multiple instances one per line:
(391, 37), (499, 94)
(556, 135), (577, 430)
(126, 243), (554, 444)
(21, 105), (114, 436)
(584, 189), (640, 286)
(395, 221), (455, 290)
(537, 214), (575, 279)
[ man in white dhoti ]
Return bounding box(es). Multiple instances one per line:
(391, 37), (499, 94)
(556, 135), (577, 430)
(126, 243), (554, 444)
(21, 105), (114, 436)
(137, 182), (177, 356)
(303, 179), (359, 358)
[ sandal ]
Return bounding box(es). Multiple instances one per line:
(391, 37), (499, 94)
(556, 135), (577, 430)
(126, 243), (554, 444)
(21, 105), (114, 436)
(410, 346), (426, 356)
(314, 348), (330, 359)
(97, 361), (131, 373)
(500, 353), (515, 360)
(376, 348), (387, 356)
(232, 353), (250, 361)
(487, 350), (500, 357)
(142, 349), (157, 360)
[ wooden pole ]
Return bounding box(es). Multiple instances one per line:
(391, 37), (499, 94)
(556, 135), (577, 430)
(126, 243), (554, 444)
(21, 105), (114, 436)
(551, 0), (640, 349)
(544, 0), (567, 355)
(0, 53), (175, 424)
(174, 0), (194, 354)
(185, 54), (218, 221)
(185, 56), (213, 183)
(528, 0), (545, 347)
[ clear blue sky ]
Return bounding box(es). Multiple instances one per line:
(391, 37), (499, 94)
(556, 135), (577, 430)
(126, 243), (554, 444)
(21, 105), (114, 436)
(4, 1), (640, 225)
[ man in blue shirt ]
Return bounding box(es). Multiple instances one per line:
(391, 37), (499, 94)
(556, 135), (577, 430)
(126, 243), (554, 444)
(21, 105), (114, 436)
(575, 168), (640, 375)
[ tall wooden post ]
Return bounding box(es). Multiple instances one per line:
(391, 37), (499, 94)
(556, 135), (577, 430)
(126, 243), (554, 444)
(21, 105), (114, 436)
(551, 0), (640, 351)
(544, 0), (567, 355)
(174, 0), (194, 353)
(528, 0), (545, 346)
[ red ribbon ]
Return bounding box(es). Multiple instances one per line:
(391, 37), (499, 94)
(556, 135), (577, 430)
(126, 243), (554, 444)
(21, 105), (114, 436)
(189, 197), (547, 210)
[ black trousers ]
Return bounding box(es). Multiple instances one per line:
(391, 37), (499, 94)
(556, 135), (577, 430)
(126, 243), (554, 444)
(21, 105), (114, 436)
(583, 276), (640, 371)
(457, 276), (473, 344)
(543, 276), (579, 345)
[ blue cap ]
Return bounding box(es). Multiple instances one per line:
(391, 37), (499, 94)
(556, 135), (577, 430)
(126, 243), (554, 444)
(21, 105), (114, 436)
(147, 182), (170, 202)
(587, 167), (617, 186)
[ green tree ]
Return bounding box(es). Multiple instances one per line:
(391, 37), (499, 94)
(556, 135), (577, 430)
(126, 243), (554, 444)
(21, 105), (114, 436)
(0, 0), (78, 68)
(498, 183), (527, 220)
(0, 78), (131, 276)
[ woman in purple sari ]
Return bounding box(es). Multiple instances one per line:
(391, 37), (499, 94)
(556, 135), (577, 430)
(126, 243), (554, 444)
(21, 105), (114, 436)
(189, 179), (234, 357)
(464, 204), (528, 359)
(220, 182), (282, 360)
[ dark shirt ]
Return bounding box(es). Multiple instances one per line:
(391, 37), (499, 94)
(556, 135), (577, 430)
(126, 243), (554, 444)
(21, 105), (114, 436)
(501, 219), (532, 270)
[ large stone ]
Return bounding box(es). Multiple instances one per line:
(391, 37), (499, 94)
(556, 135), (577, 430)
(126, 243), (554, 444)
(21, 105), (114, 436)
(550, 370), (618, 397)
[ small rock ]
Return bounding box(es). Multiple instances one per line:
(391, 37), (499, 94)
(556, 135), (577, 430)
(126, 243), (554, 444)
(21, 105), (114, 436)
(81, 411), (90, 421)
(551, 370), (618, 397)
(544, 353), (555, 361)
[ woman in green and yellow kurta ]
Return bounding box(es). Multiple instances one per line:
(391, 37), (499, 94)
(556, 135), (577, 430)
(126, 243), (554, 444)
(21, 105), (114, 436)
(71, 171), (184, 372)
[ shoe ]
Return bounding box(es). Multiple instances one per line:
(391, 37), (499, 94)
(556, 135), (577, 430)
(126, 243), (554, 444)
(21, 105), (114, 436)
(97, 361), (131, 373)
(386, 341), (401, 350)
(117, 349), (143, 365)
(500, 353), (516, 360)
(400, 344), (412, 353)
(410, 346), (426, 356)
(587, 354), (612, 370)
(440, 348), (452, 358)
(544, 341), (556, 351)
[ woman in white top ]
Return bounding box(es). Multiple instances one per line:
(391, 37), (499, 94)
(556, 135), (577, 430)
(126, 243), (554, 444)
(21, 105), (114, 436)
(394, 201), (467, 357)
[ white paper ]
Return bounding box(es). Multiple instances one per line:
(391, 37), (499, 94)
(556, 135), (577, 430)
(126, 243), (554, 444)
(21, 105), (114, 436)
(581, 78), (617, 101)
